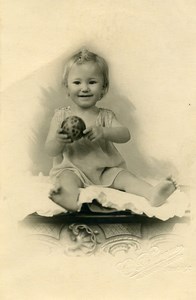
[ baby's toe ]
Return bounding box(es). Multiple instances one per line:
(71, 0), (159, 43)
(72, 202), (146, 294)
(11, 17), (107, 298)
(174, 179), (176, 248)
(166, 175), (173, 181)
(49, 187), (61, 197)
(48, 194), (53, 200)
(170, 178), (177, 188)
(166, 176), (178, 188)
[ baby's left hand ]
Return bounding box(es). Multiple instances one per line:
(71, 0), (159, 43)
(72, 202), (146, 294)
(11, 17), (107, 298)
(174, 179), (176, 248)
(83, 126), (104, 142)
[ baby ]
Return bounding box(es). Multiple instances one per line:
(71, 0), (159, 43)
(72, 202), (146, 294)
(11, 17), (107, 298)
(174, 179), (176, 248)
(45, 48), (177, 211)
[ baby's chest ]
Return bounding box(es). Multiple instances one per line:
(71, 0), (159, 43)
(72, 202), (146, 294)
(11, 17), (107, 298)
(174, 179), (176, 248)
(78, 116), (98, 128)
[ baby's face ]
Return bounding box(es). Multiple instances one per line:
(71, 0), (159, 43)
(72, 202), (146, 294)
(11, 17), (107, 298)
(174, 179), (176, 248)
(67, 61), (104, 109)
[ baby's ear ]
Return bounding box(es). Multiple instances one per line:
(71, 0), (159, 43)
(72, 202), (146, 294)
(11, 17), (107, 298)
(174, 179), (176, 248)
(102, 88), (106, 97)
(101, 86), (105, 94)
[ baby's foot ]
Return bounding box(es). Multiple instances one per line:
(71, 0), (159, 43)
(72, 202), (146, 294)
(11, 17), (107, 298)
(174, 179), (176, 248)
(48, 186), (65, 207)
(49, 186), (61, 199)
(149, 177), (177, 207)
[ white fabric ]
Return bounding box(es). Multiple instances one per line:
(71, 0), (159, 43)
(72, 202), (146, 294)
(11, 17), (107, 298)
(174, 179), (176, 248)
(2, 174), (190, 222)
(79, 186), (190, 221)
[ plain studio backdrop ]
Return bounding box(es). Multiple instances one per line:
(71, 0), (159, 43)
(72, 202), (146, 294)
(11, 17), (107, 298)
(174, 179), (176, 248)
(1, 1), (196, 299)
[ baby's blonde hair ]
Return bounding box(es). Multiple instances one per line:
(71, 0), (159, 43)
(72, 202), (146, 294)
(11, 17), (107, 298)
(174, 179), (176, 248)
(62, 48), (109, 97)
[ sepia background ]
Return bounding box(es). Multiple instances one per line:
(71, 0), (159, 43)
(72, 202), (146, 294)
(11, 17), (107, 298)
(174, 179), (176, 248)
(1, 0), (196, 299)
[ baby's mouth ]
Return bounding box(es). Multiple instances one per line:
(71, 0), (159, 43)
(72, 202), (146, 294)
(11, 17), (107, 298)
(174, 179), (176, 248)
(78, 95), (93, 97)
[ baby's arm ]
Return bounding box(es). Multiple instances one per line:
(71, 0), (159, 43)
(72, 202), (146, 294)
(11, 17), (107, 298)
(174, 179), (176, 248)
(103, 116), (130, 143)
(45, 116), (72, 157)
(84, 115), (130, 144)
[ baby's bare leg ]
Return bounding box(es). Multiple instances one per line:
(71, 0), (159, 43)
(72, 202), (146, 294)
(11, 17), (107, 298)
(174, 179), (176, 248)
(111, 171), (176, 207)
(49, 171), (83, 211)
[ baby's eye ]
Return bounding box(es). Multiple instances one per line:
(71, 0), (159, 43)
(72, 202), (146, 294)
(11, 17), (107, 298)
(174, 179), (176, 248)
(89, 80), (97, 84)
(73, 81), (81, 85)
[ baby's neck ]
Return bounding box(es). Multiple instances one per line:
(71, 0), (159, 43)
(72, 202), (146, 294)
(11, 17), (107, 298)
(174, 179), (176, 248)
(71, 105), (99, 116)
(70, 105), (100, 126)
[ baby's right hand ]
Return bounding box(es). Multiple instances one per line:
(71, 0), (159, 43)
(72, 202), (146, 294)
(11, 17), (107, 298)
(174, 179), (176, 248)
(55, 128), (73, 144)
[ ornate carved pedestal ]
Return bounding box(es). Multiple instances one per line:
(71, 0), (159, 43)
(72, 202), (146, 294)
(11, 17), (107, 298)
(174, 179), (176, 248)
(19, 212), (190, 260)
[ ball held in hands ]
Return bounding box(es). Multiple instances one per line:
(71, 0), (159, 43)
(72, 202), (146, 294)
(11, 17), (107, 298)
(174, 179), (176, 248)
(61, 116), (86, 141)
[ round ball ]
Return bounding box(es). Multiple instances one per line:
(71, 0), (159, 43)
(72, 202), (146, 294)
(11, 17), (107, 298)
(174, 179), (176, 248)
(61, 116), (86, 141)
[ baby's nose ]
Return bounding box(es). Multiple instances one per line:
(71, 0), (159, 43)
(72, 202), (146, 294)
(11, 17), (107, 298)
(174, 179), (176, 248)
(81, 83), (90, 92)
